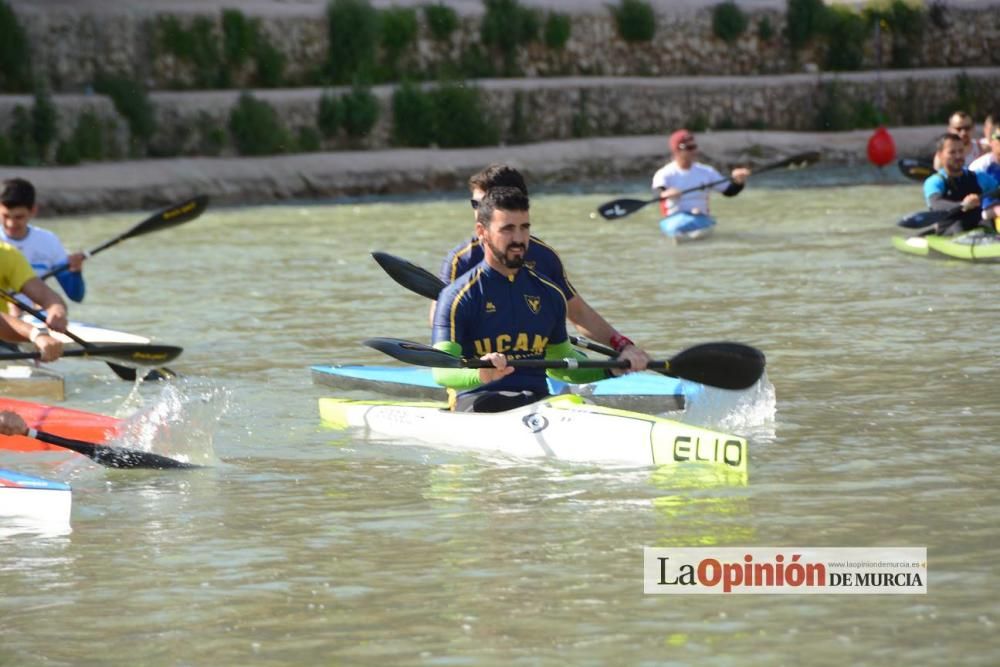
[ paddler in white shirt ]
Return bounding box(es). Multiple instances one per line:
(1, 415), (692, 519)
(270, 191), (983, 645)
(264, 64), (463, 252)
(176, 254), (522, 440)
(651, 129), (750, 217)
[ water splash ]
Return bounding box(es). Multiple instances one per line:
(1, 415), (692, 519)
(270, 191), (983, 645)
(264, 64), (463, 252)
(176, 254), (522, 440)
(109, 378), (231, 465)
(681, 372), (777, 439)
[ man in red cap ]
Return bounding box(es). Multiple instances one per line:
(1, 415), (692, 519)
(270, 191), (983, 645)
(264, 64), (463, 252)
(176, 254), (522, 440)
(652, 129), (750, 219)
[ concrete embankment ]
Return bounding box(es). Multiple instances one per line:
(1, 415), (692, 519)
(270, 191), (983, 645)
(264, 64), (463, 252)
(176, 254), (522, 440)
(11, 125), (941, 215)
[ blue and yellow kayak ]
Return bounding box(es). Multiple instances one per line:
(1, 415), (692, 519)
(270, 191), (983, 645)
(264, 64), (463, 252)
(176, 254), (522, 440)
(311, 364), (696, 412)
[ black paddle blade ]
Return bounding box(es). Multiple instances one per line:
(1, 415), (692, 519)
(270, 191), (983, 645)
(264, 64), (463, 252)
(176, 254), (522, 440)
(74, 343), (184, 365)
(372, 251), (444, 300)
(667, 342), (766, 390)
(363, 337), (463, 368)
(596, 198), (656, 220)
(119, 194), (210, 243)
(898, 158), (934, 182)
(105, 363), (179, 381)
(31, 430), (200, 470)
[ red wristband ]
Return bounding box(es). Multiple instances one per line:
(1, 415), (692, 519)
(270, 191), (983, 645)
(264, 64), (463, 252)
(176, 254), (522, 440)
(609, 333), (634, 353)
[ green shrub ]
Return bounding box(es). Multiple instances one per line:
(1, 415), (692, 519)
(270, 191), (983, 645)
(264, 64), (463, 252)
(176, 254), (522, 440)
(712, 1), (748, 44)
(254, 40), (286, 87)
(928, 0), (947, 29)
(318, 92), (344, 138)
(611, 0), (655, 43)
(423, 3), (458, 42)
(865, 0), (925, 68)
(481, 0), (539, 75)
(457, 44), (495, 78)
(508, 91), (529, 144)
(0, 135), (12, 164)
(296, 126), (322, 152)
(326, 0), (379, 84)
(70, 111), (106, 161)
(221, 9), (256, 69)
(0, 0), (31, 92)
(94, 75), (157, 153)
(31, 88), (58, 159)
(379, 7), (419, 79)
(8, 105), (38, 165)
(758, 16), (774, 41)
(55, 140), (80, 165)
(196, 112), (226, 155)
(823, 5), (866, 70)
(544, 12), (571, 50)
(785, 0), (827, 50)
(158, 15), (225, 87)
(429, 82), (497, 147)
(341, 84), (379, 137)
(391, 81), (435, 146)
(228, 92), (290, 155)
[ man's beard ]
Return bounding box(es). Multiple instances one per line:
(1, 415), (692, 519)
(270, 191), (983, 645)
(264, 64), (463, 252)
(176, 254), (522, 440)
(486, 238), (526, 269)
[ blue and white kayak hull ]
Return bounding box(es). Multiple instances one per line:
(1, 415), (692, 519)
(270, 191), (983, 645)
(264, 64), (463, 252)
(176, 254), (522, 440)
(659, 212), (717, 242)
(0, 468), (72, 526)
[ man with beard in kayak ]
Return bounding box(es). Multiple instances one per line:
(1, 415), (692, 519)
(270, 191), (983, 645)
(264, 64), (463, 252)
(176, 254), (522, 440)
(433, 187), (619, 413)
(439, 164), (650, 373)
(924, 133), (999, 235)
(0, 178), (86, 307)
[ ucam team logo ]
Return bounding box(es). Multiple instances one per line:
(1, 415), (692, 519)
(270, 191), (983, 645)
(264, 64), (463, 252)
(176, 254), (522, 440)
(643, 547), (926, 594)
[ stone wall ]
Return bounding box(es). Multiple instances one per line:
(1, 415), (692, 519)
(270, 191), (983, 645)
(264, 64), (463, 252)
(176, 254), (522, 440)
(2, 68), (996, 159)
(10, 2), (1000, 92)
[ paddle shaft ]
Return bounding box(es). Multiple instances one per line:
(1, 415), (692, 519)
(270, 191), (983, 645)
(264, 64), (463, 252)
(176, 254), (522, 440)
(38, 195), (209, 281)
(0, 288), (180, 376)
(598, 151), (820, 220)
(27, 428), (200, 469)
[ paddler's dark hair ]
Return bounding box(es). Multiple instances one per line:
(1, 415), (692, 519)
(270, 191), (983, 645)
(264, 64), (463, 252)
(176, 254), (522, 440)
(935, 132), (962, 153)
(475, 186), (529, 226)
(468, 164), (528, 196)
(0, 178), (35, 209)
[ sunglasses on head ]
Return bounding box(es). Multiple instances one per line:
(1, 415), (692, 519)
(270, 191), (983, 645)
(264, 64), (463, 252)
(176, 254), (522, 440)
(470, 199), (480, 210)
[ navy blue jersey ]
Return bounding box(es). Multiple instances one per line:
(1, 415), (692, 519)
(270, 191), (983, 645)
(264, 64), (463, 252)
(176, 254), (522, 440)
(439, 235), (577, 300)
(432, 261), (569, 395)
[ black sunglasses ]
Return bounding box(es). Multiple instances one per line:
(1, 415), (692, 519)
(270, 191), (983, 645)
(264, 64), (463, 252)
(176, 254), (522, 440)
(470, 199), (480, 210)
(678, 142), (698, 151)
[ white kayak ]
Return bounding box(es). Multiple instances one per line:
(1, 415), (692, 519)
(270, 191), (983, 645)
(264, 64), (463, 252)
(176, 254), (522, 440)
(311, 364), (695, 412)
(319, 394), (747, 473)
(20, 317), (151, 350)
(0, 468), (72, 526)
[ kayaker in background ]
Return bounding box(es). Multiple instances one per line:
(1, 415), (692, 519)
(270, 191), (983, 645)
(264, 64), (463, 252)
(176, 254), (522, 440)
(932, 111), (984, 169)
(439, 163), (651, 373)
(924, 132), (999, 235)
(433, 187), (627, 413)
(652, 129), (750, 217)
(0, 410), (28, 435)
(0, 178), (86, 307)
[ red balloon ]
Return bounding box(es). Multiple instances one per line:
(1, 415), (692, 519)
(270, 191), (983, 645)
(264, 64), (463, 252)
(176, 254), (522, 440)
(867, 126), (896, 167)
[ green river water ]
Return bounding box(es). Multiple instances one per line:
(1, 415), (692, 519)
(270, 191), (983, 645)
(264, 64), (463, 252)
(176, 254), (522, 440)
(0, 172), (997, 665)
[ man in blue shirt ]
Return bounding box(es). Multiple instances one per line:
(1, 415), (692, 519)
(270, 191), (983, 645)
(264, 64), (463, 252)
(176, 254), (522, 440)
(924, 133), (999, 235)
(432, 187), (609, 412)
(439, 164), (650, 371)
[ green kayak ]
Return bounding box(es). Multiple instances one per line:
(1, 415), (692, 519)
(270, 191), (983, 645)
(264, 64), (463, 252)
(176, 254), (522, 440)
(892, 230), (1000, 263)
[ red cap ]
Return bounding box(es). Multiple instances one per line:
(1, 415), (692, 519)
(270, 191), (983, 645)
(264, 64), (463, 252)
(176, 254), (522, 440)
(669, 129), (695, 153)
